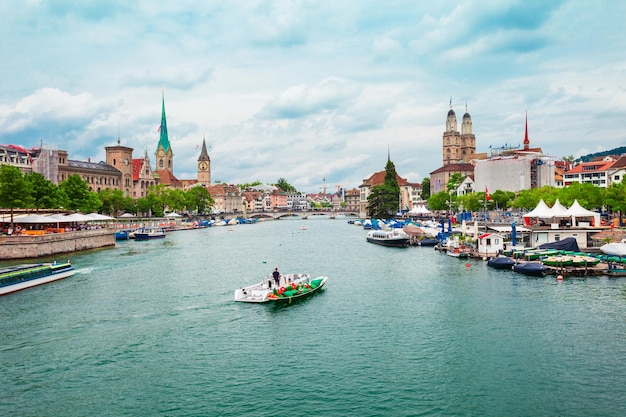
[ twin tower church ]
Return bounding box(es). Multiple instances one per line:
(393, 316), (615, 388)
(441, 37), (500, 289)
(105, 93), (211, 198)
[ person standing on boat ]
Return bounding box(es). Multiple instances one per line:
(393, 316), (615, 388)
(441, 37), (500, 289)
(272, 268), (281, 287)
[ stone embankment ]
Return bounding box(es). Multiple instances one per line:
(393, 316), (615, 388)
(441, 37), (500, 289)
(0, 229), (115, 260)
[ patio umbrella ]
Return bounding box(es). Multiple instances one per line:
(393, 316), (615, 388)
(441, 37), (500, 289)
(511, 221), (517, 247)
(13, 214), (53, 224)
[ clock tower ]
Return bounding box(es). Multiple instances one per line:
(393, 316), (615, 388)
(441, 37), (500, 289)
(105, 139), (134, 197)
(197, 137), (211, 185)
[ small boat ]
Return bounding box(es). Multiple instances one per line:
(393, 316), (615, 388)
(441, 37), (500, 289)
(234, 274), (328, 303)
(366, 229), (409, 247)
(604, 268), (626, 277)
(446, 247), (470, 259)
(0, 261), (75, 296)
(600, 240), (626, 257)
(114, 229), (131, 240)
(541, 256), (574, 267)
(512, 262), (547, 276)
(414, 238), (440, 247)
(133, 227), (166, 240)
(487, 256), (515, 270)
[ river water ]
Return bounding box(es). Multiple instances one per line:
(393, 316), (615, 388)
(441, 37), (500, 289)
(1, 218), (626, 416)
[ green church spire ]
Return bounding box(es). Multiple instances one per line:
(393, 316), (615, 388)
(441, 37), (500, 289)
(157, 90), (171, 153)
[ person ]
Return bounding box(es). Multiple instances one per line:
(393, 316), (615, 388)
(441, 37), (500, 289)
(272, 268), (281, 287)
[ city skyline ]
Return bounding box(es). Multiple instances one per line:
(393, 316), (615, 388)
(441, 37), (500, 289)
(1, 1), (624, 193)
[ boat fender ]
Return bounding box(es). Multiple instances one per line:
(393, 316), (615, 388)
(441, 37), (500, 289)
(290, 282), (297, 290)
(279, 287), (286, 294)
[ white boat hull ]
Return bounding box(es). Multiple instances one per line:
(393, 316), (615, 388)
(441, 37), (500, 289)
(0, 266), (75, 296)
(234, 274), (327, 303)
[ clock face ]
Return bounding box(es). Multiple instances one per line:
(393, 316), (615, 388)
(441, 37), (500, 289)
(124, 158), (129, 166)
(199, 162), (207, 170)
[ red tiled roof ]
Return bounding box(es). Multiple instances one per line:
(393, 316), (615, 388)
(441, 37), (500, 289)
(429, 163), (475, 175)
(362, 171), (411, 187)
(155, 169), (182, 188)
(567, 160), (615, 174)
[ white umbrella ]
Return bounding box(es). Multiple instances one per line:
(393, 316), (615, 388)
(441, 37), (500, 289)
(12, 214), (53, 224)
(86, 213), (115, 221)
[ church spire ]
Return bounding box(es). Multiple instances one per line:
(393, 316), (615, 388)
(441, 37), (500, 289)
(198, 135), (210, 162)
(523, 110), (529, 151)
(157, 90), (171, 153)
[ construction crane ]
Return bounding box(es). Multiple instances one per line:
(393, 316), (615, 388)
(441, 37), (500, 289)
(319, 176), (327, 194)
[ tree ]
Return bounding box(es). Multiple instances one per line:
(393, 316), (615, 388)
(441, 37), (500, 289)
(0, 165), (32, 226)
(25, 172), (60, 210)
(428, 190), (456, 212)
(186, 186), (214, 214)
(446, 173), (464, 194)
(367, 159), (400, 219)
(275, 178), (297, 193)
(60, 174), (93, 211)
(99, 189), (126, 216)
(421, 177), (431, 201)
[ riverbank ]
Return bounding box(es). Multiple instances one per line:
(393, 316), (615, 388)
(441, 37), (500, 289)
(0, 229), (115, 260)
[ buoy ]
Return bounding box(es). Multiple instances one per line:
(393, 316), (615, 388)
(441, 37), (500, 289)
(465, 263), (471, 268)
(557, 275), (564, 281)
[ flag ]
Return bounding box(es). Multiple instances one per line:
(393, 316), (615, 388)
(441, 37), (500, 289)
(195, 144), (199, 150)
(157, 125), (161, 132)
(485, 187), (491, 201)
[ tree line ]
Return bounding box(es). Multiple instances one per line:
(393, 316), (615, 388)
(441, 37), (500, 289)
(0, 165), (214, 219)
(427, 172), (626, 217)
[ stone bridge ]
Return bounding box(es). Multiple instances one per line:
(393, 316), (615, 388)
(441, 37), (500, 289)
(247, 211), (360, 220)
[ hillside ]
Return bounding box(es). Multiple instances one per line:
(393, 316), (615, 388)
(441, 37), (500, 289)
(579, 146), (626, 162)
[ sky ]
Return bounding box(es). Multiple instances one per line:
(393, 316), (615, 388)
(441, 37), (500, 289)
(1, 0), (625, 193)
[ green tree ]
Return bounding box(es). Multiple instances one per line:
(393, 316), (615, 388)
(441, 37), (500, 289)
(446, 173), (464, 193)
(428, 190), (456, 212)
(0, 165), (32, 226)
(25, 172), (58, 210)
(98, 189), (126, 216)
(275, 178), (297, 193)
(186, 186), (214, 214)
(367, 159), (400, 219)
(605, 180), (626, 220)
(421, 177), (431, 201)
(60, 174), (92, 211)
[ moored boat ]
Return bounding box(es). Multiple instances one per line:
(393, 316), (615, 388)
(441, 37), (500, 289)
(512, 262), (547, 276)
(604, 268), (626, 277)
(446, 247), (470, 259)
(134, 227), (166, 240)
(234, 273), (328, 303)
(114, 229), (130, 240)
(366, 229), (409, 247)
(0, 261), (75, 296)
(541, 256), (574, 267)
(487, 256), (515, 269)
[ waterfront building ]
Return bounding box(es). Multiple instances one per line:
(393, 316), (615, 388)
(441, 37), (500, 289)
(205, 184), (244, 214)
(105, 141), (133, 197)
(563, 155), (626, 188)
(344, 188), (360, 213)
(286, 192), (308, 211)
(473, 113), (556, 193)
(430, 162), (475, 195)
(131, 151), (157, 198)
(358, 169), (418, 219)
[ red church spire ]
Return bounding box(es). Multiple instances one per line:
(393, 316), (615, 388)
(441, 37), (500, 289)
(523, 111), (529, 151)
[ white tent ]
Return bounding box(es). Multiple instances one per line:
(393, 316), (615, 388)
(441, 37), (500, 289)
(523, 199), (552, 219)
(549, 199), (569, 218)
(62, 213), (93, 222)
(409, 205), (431, 215)
(565, 200), (600, 227)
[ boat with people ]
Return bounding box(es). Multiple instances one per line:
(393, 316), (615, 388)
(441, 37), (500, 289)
(0, 261), (75, 296)
(366, 229), (410, 247)
(133, 227), (166, 240)
(234, 273), (328, 303)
